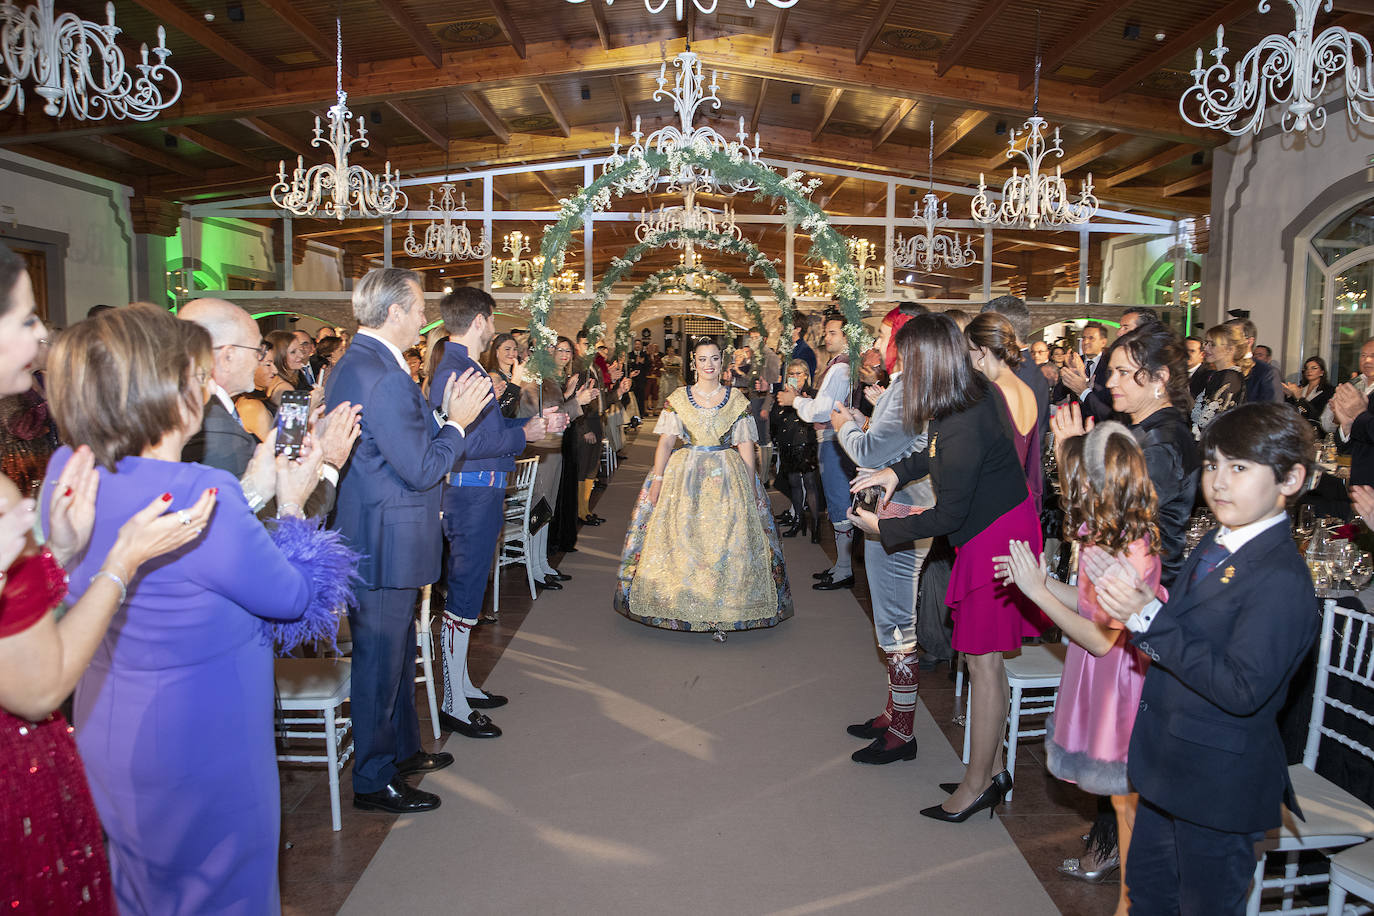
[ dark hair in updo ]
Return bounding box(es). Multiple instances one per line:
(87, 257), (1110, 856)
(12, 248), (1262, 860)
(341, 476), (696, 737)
(965, 312), (1023, 369)
(1113, 322), (1192, 411)
(692, 336), (720, 355)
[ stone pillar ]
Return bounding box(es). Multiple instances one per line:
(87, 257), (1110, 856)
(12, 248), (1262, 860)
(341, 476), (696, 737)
(129, 196), (181, 306)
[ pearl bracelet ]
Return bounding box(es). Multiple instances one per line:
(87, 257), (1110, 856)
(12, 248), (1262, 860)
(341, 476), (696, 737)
(92, 569), (127, 605)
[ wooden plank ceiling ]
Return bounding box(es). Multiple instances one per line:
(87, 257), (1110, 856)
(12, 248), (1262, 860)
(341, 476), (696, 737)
(2, 0), (1368, 297)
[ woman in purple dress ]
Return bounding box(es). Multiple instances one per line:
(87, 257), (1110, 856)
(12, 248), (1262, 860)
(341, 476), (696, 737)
(40, 305), (355, 914)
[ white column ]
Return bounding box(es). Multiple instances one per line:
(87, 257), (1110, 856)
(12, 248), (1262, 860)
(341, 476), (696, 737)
(383, 217), (392, 267)
(1078, 227), (1090, 303)
(884, 181), (895, 301)
(483, 178), (494, 290)
(982, 227), (993, 299)
(283, 216), (294, 292)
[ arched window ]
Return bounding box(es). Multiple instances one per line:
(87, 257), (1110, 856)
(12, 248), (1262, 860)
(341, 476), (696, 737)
(1144, 252), (1202, 335)
(1302, 197), (1374, 381)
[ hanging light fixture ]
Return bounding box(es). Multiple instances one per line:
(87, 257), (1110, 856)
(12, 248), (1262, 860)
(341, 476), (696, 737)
(491, 231), (556, 289)
(0, 0), (183, 121)
(270, 19), (407, 221)
(403, 185), (490, 262)
(564, 0), (798, 22)
(604, 49), (769, 194)
(847, 237), (885, 294)
(971, 14), (1098, 230)
(896, 121), (977, 272)
(636, 199), (742, 246)
(1180, 0), (1373, 134)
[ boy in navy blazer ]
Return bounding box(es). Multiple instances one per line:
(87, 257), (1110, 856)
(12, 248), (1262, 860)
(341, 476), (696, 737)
(1094, 402), (1319, 915)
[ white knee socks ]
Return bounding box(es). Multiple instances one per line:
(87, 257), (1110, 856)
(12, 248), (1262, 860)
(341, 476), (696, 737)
(832, 528), (854, 579)
(440, 613), (476, 719)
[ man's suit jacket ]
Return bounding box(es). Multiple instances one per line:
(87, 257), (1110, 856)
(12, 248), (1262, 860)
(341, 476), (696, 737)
(1188, 364), (1213, 400)
(1342, 391), (1374, 487)
(325, 333), (466, 590)
(1127, 521), (1319, 834)
(183, 398), (257, 477)
(1245, 359), (1285, 404)
(1053, 349), (1113, 421)
(426, 341), (526, 474)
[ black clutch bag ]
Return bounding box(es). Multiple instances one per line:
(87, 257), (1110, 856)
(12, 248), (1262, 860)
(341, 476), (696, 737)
(528, 497), (553, 534)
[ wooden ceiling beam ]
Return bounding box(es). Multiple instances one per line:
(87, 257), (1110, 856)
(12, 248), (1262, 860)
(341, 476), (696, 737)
(1019, 0), (1138, 90)
(462, 90), (511, 144)
(812, 87), (843, 142)
(818, 175), (848, 207)
(537, 84), (572, 138)
(375, 0), (443, 68)
(1054, 131), (1133, 174)
(386, 100), (447, 151)
(937, 0), (1017, 76)
(1098, 0), (1254, 102)
(256, 0), (355, 77)
(771, 11), (789, 54)
(1096, 143), (1196, 188)
(589, 2), (612, 50)
(933, 109), (990, 159)
(1160, 170), (1212, 197)
(487, 0), (528, 60)
(872, 99), (917, 151)
(856, 0), (898, 64)
(126, 0), (275, 87)
(165, 125), (263, 170)
(298, 224), (387, 240)
(531, 171), (560, 200)
(237, 117), (313, 158)
(611, 75), (634, 129)
(92, 134), (204, 179)
(749, 78), (769, 135)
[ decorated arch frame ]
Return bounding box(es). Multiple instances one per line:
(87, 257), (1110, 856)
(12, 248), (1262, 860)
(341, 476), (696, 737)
(614, 268), (762, 355)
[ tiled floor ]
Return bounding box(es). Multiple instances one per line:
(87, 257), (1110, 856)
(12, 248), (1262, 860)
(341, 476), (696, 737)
(278, 486), (1121, 915)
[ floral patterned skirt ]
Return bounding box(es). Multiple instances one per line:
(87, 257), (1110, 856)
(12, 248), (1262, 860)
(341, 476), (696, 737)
(614, 447), (793, 632)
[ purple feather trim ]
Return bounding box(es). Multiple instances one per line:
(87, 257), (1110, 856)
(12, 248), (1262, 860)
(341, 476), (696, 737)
(265, 516), (362, 656)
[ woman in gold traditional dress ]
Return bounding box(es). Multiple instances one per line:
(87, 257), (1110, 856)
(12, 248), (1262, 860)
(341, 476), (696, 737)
(615, 338), (793, 636)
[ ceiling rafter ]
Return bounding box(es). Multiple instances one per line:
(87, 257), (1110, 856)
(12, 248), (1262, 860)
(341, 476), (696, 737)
(165, 125), (263, 171)
(487, 0), (528, 60)
(771, 11), (789, 54)
(531, 171), (561, 200)
(611, 75), (634, 131)
(749, 78), (769, 135)
(1098, 0), (1255, 102)
(92, 134), (204, 179)
(126, 0), (275, 87)
(1160, 170), (1212, 197)
(1053, 131), (1133, 173)
(386, 100), (447, 151)
(872, 99), (917, 151)
(462, 90), (511, 144)
(1096, 143), (1196, 188)
(255, 0), (355, 77)
(236, 117), (313, 158)
(812, 87), (843, 142)
(855, 0), (898, 65)
(537, 84), (572, 138)
(933, 110), (990, 159)
(937, 0), (1017, 76)
(589, 2), (611, 50)
(1019, 0), (1138, 89)
(375, 0), (443, 68)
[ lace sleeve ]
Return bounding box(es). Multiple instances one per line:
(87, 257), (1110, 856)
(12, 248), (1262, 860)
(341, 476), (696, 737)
(730, 411), (758, 444)
(653, 409), (684, 438)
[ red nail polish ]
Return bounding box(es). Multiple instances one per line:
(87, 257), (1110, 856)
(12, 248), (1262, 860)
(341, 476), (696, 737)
(63, 487), (72, 497)
(210, 487), (218, 495)
(161, 493), (172, 502)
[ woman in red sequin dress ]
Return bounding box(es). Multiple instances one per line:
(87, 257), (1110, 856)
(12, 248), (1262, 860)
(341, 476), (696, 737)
(0, 245), (215, 911)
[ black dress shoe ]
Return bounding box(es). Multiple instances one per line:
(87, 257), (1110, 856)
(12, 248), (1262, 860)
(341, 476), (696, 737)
(812, 570), (833, 580)
(438, 709), (501, 738)
(920, 770), (1012, 822)
(814, 575), (855, 591)
(353, 776), (440, 814)
(847, 716), (887, 739)
(396, 750), (454, 776)
(851, 735), (919, 764)
(547, 571), (572, 582)
(538, 578), (564, 591)
(591, 514), (607, 524)
(467, 690), (508, 710)
(581, 515), (602, 526)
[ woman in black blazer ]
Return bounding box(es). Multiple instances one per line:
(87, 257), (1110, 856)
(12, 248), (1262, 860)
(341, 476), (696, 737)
(1283, 355), (1335, 432)
(850, 313), (1048, 823)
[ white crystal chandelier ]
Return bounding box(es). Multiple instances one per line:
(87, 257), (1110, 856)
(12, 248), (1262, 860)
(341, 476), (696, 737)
(271, 20), (406, 221)
(564, 0), (798, 22)
(0, 0), (182, 121)
(971, 48), (1098, 230)
(604, 49), (768, 194)
(636, 200), (742, 246)
(848, 238), (886, 294)
(895, 122), (977, 272)
(491, 231), (559, 289)
(1180, 0), (1374, 135)
(671, 250), (719, 293)
(404, 186), (490, 263)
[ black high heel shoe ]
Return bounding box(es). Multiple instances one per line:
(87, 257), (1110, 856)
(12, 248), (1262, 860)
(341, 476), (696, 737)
(781, 513), (809, 539)
(920, 769), (1012, 823)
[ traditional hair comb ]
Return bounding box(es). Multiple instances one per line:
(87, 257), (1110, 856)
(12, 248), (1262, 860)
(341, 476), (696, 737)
(1083, 420), (1136, 489)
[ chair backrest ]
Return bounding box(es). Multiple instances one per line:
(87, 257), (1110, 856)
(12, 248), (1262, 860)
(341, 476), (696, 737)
(506, 457), (539, 531)
(1304, 599), (1374, 770)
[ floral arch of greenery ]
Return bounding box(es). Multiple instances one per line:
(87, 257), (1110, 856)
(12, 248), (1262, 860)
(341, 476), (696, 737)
(523, 147), (870, 380)
(582, 228), (781, 351)
(609, 266), (763, 356)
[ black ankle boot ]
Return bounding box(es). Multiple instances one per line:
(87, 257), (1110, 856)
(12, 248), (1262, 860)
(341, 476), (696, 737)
(781, 512), (809, 538)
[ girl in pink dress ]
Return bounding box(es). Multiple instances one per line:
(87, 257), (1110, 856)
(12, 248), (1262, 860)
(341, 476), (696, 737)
(995, 422), (1165, 916)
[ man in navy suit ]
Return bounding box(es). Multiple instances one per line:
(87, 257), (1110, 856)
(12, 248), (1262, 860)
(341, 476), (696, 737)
(326, 268), (494, 814)
(428, 287), (557, 740)
(1054, 321), (1114, 421)
(1094, 403), (1319, 914)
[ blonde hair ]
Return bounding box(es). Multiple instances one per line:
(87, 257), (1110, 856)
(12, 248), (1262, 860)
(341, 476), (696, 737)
(48, 303), (211, 470)
(1206, 323), (1253, 374)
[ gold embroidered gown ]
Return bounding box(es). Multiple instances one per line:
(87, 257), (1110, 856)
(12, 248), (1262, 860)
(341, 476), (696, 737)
(615, 387), (793, 632)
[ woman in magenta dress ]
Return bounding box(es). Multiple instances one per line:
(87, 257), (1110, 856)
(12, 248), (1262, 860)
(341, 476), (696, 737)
(995, 423), (1163, 916)
(39, 305), (355, 914)
(850, 313), (1049, 823)
(0, 247), (218, 912)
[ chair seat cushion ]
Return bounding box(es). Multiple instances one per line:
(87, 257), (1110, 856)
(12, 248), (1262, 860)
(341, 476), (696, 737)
(1004, 644), (1067, 681)
(275, 658), (352, 703)
(1279, 765), (1374, 842)
(1329, 839), (1374, 894)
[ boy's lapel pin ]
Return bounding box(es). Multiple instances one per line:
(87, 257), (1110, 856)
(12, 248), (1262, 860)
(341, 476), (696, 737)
(1220, 564), (1236, 584)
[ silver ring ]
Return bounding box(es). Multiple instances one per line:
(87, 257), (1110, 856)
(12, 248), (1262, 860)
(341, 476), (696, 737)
(177, 510), (191, 526)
